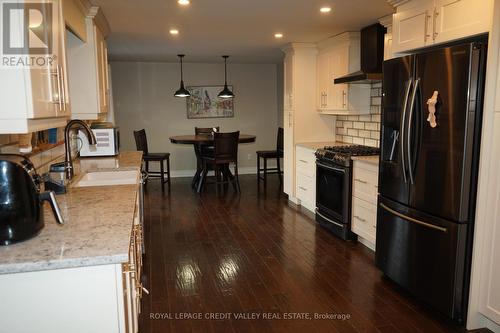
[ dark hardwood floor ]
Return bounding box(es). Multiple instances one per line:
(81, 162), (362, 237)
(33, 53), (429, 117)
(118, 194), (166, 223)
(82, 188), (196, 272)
(139, 175), (489, 333)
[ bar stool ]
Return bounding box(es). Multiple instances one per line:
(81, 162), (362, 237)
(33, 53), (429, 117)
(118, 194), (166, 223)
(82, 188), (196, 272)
(256, 127), (283, 184)
(133, 129), (171, 188)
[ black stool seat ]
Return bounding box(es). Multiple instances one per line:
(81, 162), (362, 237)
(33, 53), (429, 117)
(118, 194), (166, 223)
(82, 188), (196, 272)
(143, 152), (170, 160)
(256, 150), (282, 158)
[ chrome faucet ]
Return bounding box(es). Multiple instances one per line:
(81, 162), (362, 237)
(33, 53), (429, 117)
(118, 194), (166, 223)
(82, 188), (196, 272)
(64, 120), (97, 180)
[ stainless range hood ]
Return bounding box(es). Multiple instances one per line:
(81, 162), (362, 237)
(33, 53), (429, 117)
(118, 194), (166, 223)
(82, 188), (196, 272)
(334, 23), (386, 84)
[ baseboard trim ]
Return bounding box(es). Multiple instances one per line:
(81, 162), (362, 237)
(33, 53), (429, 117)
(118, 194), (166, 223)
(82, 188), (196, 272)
(170, 167), (257, 178)
(358, 237), (375, 252)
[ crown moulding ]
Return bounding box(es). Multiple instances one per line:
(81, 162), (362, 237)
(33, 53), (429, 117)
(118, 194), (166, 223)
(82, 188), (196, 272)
(386, 0), (411, 7)
(378, 14), (393, 28)
(87, 6), (111, 38)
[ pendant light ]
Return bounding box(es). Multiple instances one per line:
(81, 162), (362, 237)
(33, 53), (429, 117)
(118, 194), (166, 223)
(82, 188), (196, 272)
(174, 54), (190, 98)
(218, 55), (235, 99)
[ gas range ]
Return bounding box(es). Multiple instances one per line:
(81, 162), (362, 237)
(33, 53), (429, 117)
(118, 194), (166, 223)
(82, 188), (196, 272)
(315, 144), (380, 167)
(315, 144), (380, 240)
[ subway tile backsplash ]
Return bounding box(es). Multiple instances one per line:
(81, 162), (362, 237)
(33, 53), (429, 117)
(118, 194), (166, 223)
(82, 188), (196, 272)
(336, 82), (382, 148)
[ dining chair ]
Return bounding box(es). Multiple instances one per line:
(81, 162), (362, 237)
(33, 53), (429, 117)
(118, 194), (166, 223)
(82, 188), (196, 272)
(191, 127), (220, 188)
(195, 126), (219, 157)
(133, 129), (171, 188)
(197, 131), (240, 194)
(195, 126), (220, 135)
(256, 127), (284, 184)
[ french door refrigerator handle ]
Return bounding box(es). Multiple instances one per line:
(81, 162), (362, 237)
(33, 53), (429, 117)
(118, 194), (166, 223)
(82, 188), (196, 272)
(379, 202), (447, 233)
(407, 78), (420, 184)
(400, 79), (412, 184)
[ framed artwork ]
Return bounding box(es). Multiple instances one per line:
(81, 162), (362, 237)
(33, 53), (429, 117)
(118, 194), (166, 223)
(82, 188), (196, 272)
(186, 85), (234, 119)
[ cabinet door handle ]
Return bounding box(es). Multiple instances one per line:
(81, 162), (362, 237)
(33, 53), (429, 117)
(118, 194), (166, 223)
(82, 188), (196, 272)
(298, 186), (307, 191)
(50, 67), (62, 110)
(424, 11), (431, 42)
(59, 66), (66, 111)
(354, 215), (367, 223)
(354, 178), (367, 184)
(299, 159), (308, 163)
(433, 9), (439, 40)
(342, 90), (347, 108)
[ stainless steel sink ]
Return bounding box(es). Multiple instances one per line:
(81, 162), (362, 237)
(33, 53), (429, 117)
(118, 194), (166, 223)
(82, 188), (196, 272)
(72, 170), (139, 187)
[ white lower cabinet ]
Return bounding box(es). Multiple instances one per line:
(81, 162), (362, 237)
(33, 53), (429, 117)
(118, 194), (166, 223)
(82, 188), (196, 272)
(351, 159), (379, 250)
(295, 145), (317, 213)
(0, 192), (144, 333)
(0, 264), (126, 333)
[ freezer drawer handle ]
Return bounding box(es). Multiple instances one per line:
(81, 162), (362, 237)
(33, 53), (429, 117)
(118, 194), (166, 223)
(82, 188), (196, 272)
(315, 208), (345, 228)
(379, 203), (447, 233)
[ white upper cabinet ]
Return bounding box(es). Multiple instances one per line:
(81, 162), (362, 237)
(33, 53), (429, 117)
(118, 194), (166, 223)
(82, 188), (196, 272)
(316, 32), (371, 115)
(392, 0), (433, 53)
(284, 51), (294, 111)
(379, 15), (395, 61)
(95, 24), (110, 115)
(316, 52), (329, 109)
(434, 0), (492, 44)
(0, 0), (70, 133)
(393, 0), (493, 54)
(66, 6), (111, 120)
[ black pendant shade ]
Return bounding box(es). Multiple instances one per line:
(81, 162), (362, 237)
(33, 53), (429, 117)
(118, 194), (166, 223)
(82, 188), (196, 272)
(218, 55), (235, 99)
(174, 54), (191, 98)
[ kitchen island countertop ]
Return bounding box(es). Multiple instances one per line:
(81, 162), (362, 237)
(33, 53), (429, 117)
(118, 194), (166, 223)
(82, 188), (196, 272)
(0, 151), (143, 274)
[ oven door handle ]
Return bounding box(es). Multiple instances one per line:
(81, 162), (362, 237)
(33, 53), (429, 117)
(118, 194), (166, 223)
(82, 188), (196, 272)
(316, 162), (346, 173)
(315, 209), (345, 228)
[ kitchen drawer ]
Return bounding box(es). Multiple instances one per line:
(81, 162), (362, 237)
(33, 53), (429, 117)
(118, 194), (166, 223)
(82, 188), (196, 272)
(295, 146), (316, 177)
(351, 197), (376, 244)
(296, 173), (316, 212)
(352, 161), (379, 205)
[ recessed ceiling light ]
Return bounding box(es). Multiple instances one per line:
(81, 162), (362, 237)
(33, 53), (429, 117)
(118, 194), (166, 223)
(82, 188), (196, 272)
(177, 0), (190, 5)
(169, 29), (179, 35)
(274, 33), (283, 39)
(320, 7), (332, 13)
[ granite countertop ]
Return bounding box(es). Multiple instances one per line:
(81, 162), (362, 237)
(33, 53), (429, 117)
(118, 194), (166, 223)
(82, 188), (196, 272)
(295, 141), (347, 150)
(0, 151), (143, 274)
(351, 155), (380, 165)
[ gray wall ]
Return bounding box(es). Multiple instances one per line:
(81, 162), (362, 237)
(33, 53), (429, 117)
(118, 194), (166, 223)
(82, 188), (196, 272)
(111, 61), (279, 175)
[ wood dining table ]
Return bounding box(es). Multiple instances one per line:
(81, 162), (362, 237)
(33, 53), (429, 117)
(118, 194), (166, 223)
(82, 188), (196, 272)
(169, 133), (257, 188)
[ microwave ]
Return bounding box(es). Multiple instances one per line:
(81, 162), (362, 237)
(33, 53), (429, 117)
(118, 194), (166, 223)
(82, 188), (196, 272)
(79, 123), (119, 157)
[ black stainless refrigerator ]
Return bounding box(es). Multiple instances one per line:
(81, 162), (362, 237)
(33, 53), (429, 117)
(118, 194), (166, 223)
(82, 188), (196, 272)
(376, 38), (487, 323)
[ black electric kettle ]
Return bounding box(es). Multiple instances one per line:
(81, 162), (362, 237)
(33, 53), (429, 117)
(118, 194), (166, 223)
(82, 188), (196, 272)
(0, 154), (64, 246)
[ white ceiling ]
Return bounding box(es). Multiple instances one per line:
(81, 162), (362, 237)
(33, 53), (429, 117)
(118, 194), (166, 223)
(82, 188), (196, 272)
(91, 0), (394, 63)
